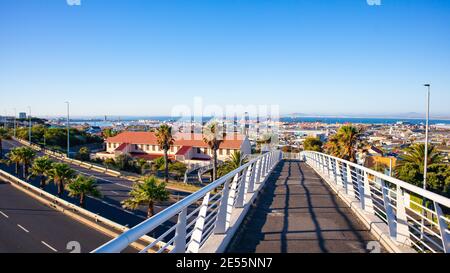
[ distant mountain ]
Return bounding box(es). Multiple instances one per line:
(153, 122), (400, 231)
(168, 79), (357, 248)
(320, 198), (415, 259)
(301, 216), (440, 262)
(283, 112), (450, 120)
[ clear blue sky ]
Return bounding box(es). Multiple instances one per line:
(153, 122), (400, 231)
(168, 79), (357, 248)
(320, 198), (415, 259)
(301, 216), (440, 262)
(1, 0), (449, 117)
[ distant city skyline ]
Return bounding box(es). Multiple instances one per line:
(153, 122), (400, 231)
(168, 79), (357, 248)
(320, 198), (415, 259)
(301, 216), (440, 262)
(1, 1), (449, 116)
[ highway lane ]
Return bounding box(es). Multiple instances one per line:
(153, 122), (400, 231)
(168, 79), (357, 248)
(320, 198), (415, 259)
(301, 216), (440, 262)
(1, 139), (195, 237)
(0, 180), (116, 253)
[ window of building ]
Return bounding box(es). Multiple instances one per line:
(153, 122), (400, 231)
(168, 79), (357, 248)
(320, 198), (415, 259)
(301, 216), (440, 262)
(146, 145), (150, 151)
(219, 149), (223, 155)
(227, 149), (231, 155)
(170, 146), (174, 152)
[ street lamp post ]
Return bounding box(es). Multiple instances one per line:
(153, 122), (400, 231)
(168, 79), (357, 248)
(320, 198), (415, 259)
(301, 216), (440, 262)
(423, 84), (430, 191)
(28, 106), (32, 143)
(421, 83), (431, 239)
(65, 102), (70, 158)
(13, 108), (16, 138)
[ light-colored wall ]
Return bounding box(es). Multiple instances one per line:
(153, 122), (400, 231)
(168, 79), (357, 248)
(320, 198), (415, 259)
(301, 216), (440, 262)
(105, 140), (249, 162)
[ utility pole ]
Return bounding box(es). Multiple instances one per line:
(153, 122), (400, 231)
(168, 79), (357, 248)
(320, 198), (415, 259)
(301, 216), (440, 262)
(65, 101), (70, 158)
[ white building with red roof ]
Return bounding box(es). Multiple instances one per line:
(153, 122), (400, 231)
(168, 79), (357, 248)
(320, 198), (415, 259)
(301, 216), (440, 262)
(95, 131), (252, 166)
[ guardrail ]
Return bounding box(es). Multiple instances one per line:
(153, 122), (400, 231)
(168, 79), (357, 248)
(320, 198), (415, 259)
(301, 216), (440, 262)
(93, 150), (282, 253)
(301, 151), (450, 253)
(13, 138), (122, 177)
(0, 168), (127, 233)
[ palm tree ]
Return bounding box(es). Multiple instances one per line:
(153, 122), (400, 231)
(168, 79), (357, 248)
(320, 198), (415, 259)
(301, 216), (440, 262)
(323, 134), (342, 157)
(396, 143), (442, 174)
(46, 162), (75, 196)
(202, 121), (224, 181)
(5, 147), (22, 175)
(122, 176), (170, 218)
(155, 124), (174, 183)
(218, 151), (248, 177)
(17, 147), (36, 178)
(66, 175), (101, 208)
(28, 156), (53, 189)
(336, 125), (361, 162)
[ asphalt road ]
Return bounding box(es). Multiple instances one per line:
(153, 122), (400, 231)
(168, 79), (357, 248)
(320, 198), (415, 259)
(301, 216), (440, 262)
(1, 139), (194, 237)
(0, 180), (114, 253)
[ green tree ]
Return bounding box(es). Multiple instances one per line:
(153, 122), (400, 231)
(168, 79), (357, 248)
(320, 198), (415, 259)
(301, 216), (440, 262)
(169, 161), (187, 181)
(76, 147), (91, 161)
(46, 163), (76, 196)
(66, 175), (101, 208)
(218, 151), (248, 177)
(202, 121), (224, 181)
(5, 147), (22, 175)
(155, 124), (174, 183)
(122, 176), (170, 218)
(395, 143), (444, 191)
(396, 143), (442, 173)
(336, 125), (361, 162)
(16, 147), (36, 178)
(28, 156), (53, 189)
(151, 156), (165, 172)
(303, 137), (323, 152)
(136, 158), (150, 175)
(323, 134), (342, 157)
(115, 154), (133, 171)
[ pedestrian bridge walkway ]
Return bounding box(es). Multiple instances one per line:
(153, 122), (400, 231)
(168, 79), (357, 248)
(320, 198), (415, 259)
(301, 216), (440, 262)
(93, 151), (450, 254)
(228, 160), (378, 253)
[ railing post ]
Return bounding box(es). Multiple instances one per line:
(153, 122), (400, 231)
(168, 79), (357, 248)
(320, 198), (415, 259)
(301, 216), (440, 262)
(326, 156), (332, 179)
(321, 155), (326, 174)
(346, 163), (355, 198)
(214, 179), (231, 234)
(173, 208), (187, 253)
(381, 180), (396, 238)
(335, 160), (343, 188)
(254, 159), (262, 185)
(236, 167), (249, 208)
(260, 156), (266, 180)
(434, 202), (450, 253)
(356, 169), (365, 205)
(362, 171), (374, 214)
(187, 192), (210, 253)
(247, 162), (257, 193)
(396, 185), (411, 246)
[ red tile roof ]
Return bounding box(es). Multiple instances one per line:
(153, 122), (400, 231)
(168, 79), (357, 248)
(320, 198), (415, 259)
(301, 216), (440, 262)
(175, 146), (192, 156)
(106, 131), (245, 149)
(130, 153), (174, 161)
(114, 143), (129, 152)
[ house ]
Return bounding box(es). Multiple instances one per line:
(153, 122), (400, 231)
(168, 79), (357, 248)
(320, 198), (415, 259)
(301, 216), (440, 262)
(95, 131), (252, 166)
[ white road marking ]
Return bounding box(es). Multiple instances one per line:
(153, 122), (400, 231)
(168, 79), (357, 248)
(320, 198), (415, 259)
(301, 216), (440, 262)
(110, 191), (120, 195)
(17, 224), (30, 233)
(41, 241), (57, 252)
(0, 211), (9, 218)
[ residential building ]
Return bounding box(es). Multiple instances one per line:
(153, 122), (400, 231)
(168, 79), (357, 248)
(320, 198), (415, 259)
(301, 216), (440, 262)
(95, 131), (252, 166)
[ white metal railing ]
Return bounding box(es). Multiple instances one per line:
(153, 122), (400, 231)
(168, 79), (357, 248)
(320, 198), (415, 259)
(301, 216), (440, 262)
(93, 150), (282, 253)
(301, 151), (450, 253)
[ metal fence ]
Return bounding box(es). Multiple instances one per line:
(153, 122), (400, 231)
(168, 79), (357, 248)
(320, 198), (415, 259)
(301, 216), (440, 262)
(93, 150), (282, 253)
(301, 151), (450, 253)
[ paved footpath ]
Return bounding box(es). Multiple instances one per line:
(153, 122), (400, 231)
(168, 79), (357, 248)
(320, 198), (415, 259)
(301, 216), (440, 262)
(228, 160), (384, 253)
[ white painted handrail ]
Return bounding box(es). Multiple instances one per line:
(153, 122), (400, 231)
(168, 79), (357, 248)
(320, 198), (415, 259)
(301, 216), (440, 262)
(301, 151), (450, 253)
(93, 150), (282, 253)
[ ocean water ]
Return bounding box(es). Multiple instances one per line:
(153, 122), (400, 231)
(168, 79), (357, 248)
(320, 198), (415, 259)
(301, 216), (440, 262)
(69, 116), (450, 127)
